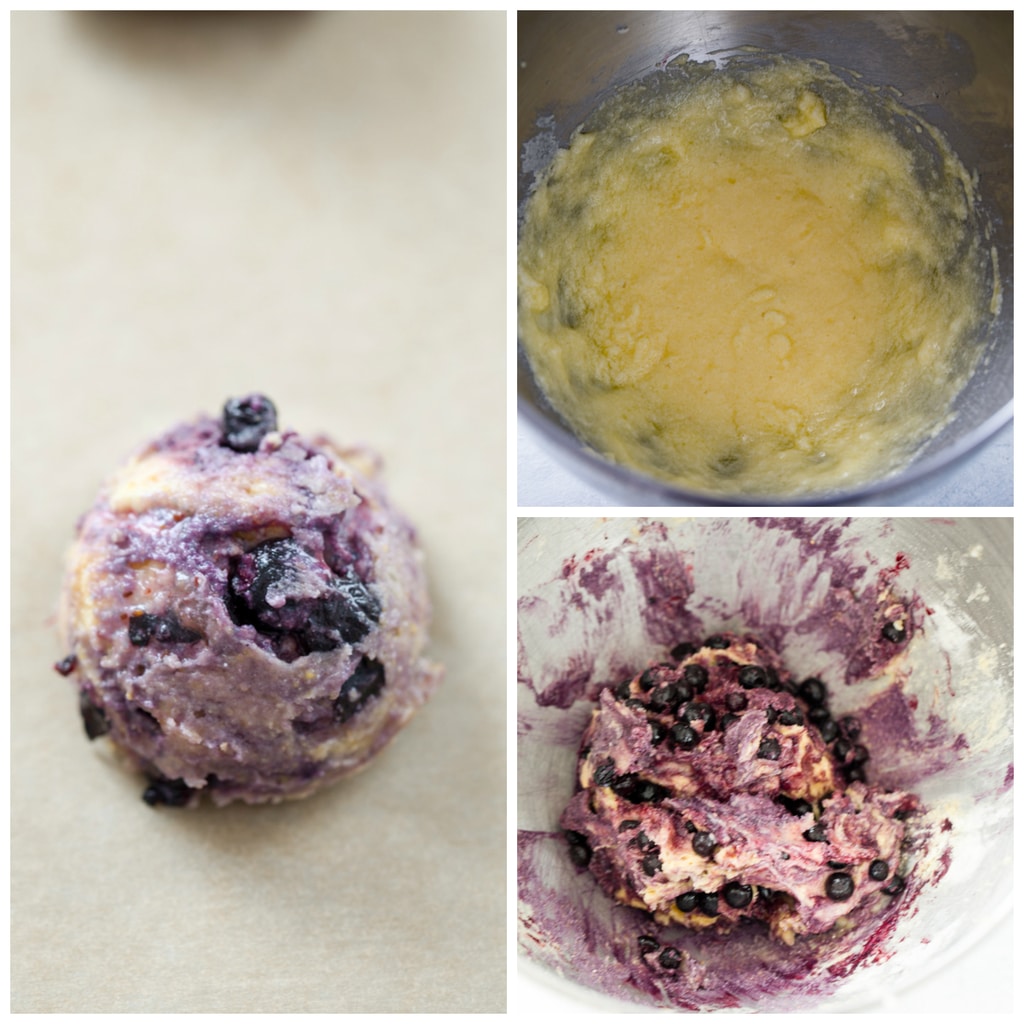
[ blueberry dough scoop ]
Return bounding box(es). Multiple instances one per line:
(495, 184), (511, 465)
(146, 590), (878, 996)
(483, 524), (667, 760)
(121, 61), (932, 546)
(57, 395), (442, 806)
(561, 635), (917, 944)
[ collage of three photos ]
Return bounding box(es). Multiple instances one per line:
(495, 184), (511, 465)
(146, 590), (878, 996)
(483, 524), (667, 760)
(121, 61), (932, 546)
(10, 9), (1013, 1015)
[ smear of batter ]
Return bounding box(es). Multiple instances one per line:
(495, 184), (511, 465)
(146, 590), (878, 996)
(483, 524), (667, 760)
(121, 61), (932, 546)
(518, 56), (991, 496)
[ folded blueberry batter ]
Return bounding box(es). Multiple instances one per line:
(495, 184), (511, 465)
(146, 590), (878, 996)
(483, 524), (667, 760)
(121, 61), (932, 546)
(561, 634), (916, 944)
(57, 395), (441, 806)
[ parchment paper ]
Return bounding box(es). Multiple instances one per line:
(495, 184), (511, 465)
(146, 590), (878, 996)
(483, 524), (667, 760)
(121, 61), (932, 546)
(10, 11), (506, 1013)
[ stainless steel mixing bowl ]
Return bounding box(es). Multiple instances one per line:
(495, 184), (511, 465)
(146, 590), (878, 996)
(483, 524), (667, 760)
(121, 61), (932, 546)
(517, 11), (1012, 505)
(517, 517), (1013, 1010)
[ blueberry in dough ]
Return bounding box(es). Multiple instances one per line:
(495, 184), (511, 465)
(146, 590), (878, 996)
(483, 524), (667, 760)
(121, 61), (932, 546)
(825, 872), (856, 901)
(723, 882), (753, 909)
(227, 538), (380, 658)
(128, 612), (202, 647)
(221, 394), (278, 453)
(868, 858), (890, 881)
(333, 657), (386, 723)
(658, 947), (682, 970)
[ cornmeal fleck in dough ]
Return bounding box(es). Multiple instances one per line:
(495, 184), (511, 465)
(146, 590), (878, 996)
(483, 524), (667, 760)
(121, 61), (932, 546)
(519, 57), (990, 496)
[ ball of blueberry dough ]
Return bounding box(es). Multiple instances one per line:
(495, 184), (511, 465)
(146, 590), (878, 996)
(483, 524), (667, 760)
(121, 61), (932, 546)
(57, 395), (442, 807)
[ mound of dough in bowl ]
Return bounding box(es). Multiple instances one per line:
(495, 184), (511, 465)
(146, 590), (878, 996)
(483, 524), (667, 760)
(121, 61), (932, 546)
(56, 395), (442, 807)
(560, 633), (917, 947)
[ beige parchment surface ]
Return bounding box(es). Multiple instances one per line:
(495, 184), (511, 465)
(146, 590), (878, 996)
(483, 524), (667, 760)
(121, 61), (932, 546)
(10, 11), (506, 1013)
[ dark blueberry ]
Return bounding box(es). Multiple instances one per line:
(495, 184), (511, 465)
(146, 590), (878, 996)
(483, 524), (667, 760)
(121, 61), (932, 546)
(798, 677), (828, 706)
(720, 713), (739, 729)
(757, 737), (781, 760)
(670, 641), (698, 661)
(670, 722), (700, 751)
(691, 831), (716, 859)
(725, 691), (748, 712)
(128, 613), (202, 647)
(682, 663), (709, 693)
(649, 719), (667, 745)
(684, 820), (698, 833)
(142, 777), (193, 808)
(882, 874), (906, 896)
(850, 744), (870, 764)
(803, 823), (828, 842)
(623, 698), (647, 711)
(612, 774), (668, 804)
(881, 620), (907, 643)
(722, 881), (753, 909)
(825, 872), (855, 901)
(766, 667), (784, 692)
(221, 394), (278, 453)
(765, 706), (779, 725)
(650, 683), (685, 712)
(593, 760), (617, 786)
(610, 772), (638, 796)
(682, 702), (716, 732)
(704, 634), (730, 650)
(658, 946), (682, 970)
(637, 668), (660, 692)
(868, 859), (890, 881)
(642, 852), (663, 876)
(78, 692), (110, 740)
(758, 887), (779, 903)
(228, 538), (380, 658)
(638, 935), (661, 955)
(675, 891), (699, 912)
(833, 738), (852, 762)
(333, 657), (386, 723)
(697, 891), (719, 916)
(808, 705), (832, 726)
(54, 654), (77, 676)
(566, 843), (591, 868)
(738, 664), (768, 690)
(839, 715), (863, 740)
(779, 795), (813, 817)
(778, 708), (804, 726)
(566, 834), (592, 868)
(628, 830), (655, 851)
(615, 680), (633, 700)
(844, 764), (867, 784)
(827, 860), (850, 870)
(635, 780), (669, 803)
(618, 819), (641, 832)
(812, 714), (838, 743)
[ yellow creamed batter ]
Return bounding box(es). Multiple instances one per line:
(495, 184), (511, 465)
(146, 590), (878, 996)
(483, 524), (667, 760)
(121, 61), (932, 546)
(518, 57), (989, 496)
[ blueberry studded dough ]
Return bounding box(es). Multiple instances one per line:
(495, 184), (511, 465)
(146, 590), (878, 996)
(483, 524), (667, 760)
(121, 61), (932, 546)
(560, 633), (917, 946)
(56, 395), (442, 807)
